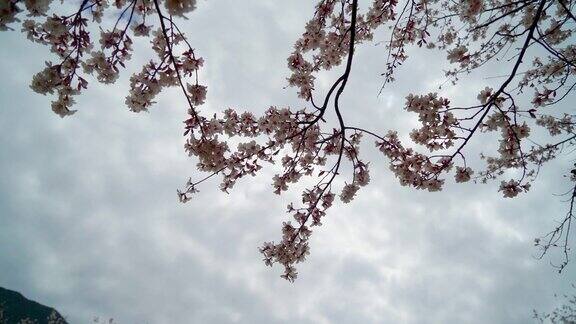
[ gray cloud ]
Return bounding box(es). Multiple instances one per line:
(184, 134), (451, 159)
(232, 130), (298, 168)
(0, 0), (574, 323)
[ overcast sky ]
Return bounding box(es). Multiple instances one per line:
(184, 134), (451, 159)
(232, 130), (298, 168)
(0, 1), (575, 323)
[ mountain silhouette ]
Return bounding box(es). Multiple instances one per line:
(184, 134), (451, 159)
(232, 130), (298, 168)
(0, 287), (67, 324)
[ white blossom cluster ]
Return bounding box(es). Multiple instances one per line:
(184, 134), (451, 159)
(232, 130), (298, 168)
(458, 0), (484, 23)
(165, 0), (196, 17)
(287, 0), (397, 99)
(22, 11), (91, 117)
(4, 0), (199, 117)
(1, 0), (53, 31)
(379, 0), (575, 207)
(376, 130), (449, 192)
(405, 93), (458, 151)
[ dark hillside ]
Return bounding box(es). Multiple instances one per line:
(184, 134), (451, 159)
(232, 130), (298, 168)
(0, 287), (67, 324)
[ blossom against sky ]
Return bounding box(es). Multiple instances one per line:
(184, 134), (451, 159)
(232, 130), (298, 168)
(0, 0), (575, 323)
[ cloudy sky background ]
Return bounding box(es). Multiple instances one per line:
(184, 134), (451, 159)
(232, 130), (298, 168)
(0, 1), (575, 323)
